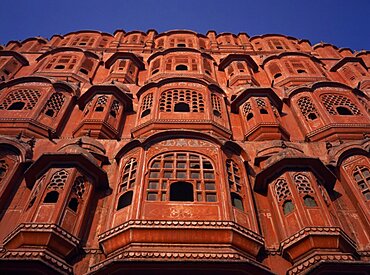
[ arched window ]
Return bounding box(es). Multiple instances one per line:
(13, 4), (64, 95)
(117, 191), (133, 210)
(147, 152), (216, 202)
(283, 200), (294, 214)
(303, 195), (317, 207)
(141, 93), (153, 118)
(119, 158), (137, 193)
(43, 169), (68, 204)
(0, 89), (41, 111)
(170, 181), (194, 201)
(297, 96), (319, 121)
(175, 64), (188, 71)
(211, 94), (222, 117)
(320, 94), (361, 116)
(226, 159), (244, 211)
(353, 166), (370, 200)
(151, 59), (160, 75)
(42, 93), (65, 118)
(159, 90), (204, 113)
(28, 176), (44, 209)
(115, 158), (137, 210)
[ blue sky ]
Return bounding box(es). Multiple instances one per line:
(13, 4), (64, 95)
(1, 0), (369, 50)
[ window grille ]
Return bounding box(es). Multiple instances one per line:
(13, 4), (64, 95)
(147, 152), (216, 202)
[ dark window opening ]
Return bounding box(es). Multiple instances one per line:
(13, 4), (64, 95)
(177, 43), (186, 47)
(283, 200), (294, 215)
(213, 109), (221, 117)
(246, 113), (254, 121)
(170, 182), (194, 201)
(3, 69), (10, 75)
(336, 106), (353, 115)
(8, 101), (25, 110)
(55, 65), (65, 70)
(297, 69), (307, 74)
(276, 46), (283, 50)
(205, 70), (211, 75)
(152, 69), (159, 75)
(174, 102), (190, 112)
(110, 110), (117, 118)
(45, 109), (55, 117)
(231, 193), (244, 211)
(260, 109), (268, 114)
(239, 69), (244, 73)
(175, 64), (188, 71)
(68, 198), (79, 212)
(117, 191), (133, 210)
(79, 42), (87, 46)
(303, 196), (317, 207)
(273, 73), (282, 79)
(141, 109), (151, 118)
(28, 197), (36, 208)
(79, 68), (89, 75)
(43, 191), (59, 203)
(308, 113), (317, 120)
(95, 106), (104, 112)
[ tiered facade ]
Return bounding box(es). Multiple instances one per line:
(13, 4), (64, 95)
(0, 29), (369, 274)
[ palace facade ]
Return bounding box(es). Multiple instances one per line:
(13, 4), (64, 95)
(0, 29), (369, 274)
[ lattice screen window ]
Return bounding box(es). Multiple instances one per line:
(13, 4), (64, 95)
(44, 55), (78, 70)
(0, 89), (41, 111)
(141, 93), (153, 118)
(109, 100), (120, 118)
(147, 152), (216, 202)
(48, 170), (68, 190)
(159, 89), (205, 113)
(211, 94), (222, 117)
(43, 169), (68, 203)
(275, 178), (294, 214)
(95, 95), (108, 112)
(71, 36), (95, 47)
(226, 159), (244, 211)
(293, 173), (317, 207)
(297, 96), (320, 121)
(42, 93), (65, 117)
(256, 98), (268, 114)
(242, 101), (253, 121)
(0, 159), (8, 183)
(67, 176), (86, 212)
(320, 94), (361, 116)
(294, 174), (315, 194)
(353, 165), (370, 201)
(274, 178), (292, 202)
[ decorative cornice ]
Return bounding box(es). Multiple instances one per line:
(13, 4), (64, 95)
(3, 223), (80, 246)
(98, 220), (264, 245)
(1, 249), (73, 274)
(287, 253), (356, 275)
(280, 227), (356, 251)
